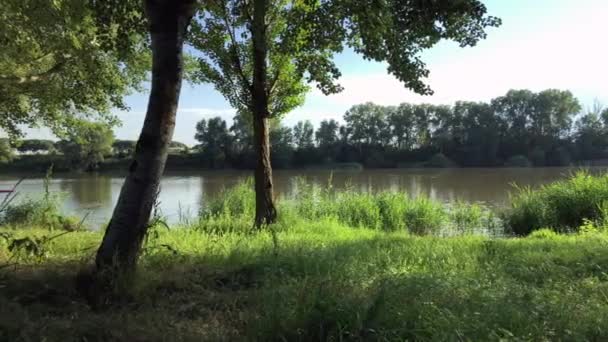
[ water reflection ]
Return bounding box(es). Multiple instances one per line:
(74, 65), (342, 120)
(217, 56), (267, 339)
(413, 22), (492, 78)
(0, 167), (603, 229)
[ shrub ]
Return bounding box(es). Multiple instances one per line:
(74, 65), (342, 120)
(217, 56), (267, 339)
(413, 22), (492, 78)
(335, 192), (381, 229)
(375, 192), (408, 231)
(200, 180), (255, 219)
(504, 171), (608, 235)
(527, 228), (559, 239)
(403, 197), (447, 235)
(449, 201), (485, 233)
(425, 153), (457, 168)
(1, 194), (80, 231)
(505, 155), (531, 167)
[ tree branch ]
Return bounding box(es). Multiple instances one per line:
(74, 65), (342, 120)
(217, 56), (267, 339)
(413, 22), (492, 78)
(215, 0), (252, 93)
(0, 61), (65, 85)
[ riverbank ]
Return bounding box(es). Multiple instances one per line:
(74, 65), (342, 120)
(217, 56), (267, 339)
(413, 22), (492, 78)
(2, 152), (606, 175)
(2, 222), (608, 341)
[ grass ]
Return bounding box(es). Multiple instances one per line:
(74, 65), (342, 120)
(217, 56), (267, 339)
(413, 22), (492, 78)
(199, 177), (497, 236)
(3, 174), (608, 340)
(2, 221), (608, 341)
(505, 171), (608, 235)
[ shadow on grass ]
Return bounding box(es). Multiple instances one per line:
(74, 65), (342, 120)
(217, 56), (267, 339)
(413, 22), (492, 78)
(2, 233), (608, 341)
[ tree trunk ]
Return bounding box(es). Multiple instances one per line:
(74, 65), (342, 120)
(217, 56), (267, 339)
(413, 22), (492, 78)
(251, 0), (277, 227)
(95, 0), (195, 273)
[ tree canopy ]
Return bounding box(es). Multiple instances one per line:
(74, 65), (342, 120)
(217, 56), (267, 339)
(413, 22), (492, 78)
(0, 0), (149, 139)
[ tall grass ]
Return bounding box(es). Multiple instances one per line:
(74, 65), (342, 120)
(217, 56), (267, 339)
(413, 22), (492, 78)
(0, 169), (81, 231)
(196, 178), (496, 236)
(504, 171), (608, 235)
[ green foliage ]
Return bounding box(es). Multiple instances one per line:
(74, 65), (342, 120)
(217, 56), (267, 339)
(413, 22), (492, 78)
(112, 139), (136, 158)
(426, 153), (457, 168)
(0, 169), (81, 231)
(504, 171), (608, 235)
(15, 139), (55, 154)
(505, 155), (531, 167)
(199, 179), (487, 236)
(0, 0), (149, 139)
(3, 225), (608, 340)
(0, 139), (14, 163)
(55, 120), (115, 171)
(402, 197), (447, 235)
(449, 201), (486, 234)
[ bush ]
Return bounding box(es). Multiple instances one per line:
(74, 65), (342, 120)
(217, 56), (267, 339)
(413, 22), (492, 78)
(449, 201), (486, 234)
(375, 192), (408, 231)
(425, 153), (457, 168)
(505, 155), (531, 167)
(335, 192), (381, 229)
(504, 171), (608, 235)
(1, 194), (80, 231)
(403, 197), (447, 235)
(200, 180), (255, 219)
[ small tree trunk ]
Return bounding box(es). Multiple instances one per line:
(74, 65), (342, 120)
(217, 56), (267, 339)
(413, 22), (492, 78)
(95, 0), (195, 274)
(251, 0), (277, 227)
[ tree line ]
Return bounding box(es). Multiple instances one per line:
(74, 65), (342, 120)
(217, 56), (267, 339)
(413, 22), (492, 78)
(11, 86), (604, 172)
(194, 89), (608, 168)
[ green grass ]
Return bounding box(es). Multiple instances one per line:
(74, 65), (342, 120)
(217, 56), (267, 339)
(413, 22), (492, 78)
(3, 175), (608, 340)
(2, 221), (608, 341)
(199, 178), (497, 236)
(505, 171), (608, 235)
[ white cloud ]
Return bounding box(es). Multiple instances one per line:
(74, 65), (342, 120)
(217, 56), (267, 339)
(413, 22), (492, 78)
(308, 1), (608, 109)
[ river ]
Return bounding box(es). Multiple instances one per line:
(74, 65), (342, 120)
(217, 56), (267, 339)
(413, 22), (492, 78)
(0, 167), (603, 229)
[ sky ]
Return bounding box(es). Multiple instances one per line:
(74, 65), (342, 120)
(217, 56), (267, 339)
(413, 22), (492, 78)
(27, 0), (608, 146)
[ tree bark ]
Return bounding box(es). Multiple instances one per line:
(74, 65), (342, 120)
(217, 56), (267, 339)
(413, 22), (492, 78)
(95, 0), (195, 273)
(251, 0), (277, 227)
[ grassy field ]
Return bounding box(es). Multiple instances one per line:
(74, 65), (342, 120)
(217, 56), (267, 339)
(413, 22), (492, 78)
(2, 221), (608, 341)
(2, 172), (608, 341)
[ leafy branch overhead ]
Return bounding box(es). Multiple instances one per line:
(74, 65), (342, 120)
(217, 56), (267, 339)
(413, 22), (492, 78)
(189, 0), (501, 119)
(0, 0), (150, 140)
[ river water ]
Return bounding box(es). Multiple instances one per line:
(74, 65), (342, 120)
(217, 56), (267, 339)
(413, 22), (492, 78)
(0, 167), (603, 229)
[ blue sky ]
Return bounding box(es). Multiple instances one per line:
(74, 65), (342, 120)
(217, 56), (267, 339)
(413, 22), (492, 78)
(31, 0), (608, 145)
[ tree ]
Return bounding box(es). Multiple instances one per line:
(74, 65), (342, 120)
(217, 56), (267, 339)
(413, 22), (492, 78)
(270, 124), (294, 168)
(112, 140), (137, 158)
(195, 117), (232, 167)
(16, 139), (56, 154)
(293, 120), (314, 149)
(0, 139), (14, 163)
(390, 104), (417, 150)
(190, 0), (500, 227)
(55, 121), (115, 171)
(344, 102), (391, 147)
(316, 119), (339, 148)
(575, 102), (608, 161)
(0, 0), (149, 140)
(93, 0), (196, 289)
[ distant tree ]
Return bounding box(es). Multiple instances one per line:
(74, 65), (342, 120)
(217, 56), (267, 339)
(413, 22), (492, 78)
(575, 103), (608, 161)
(169, 141), (188, 149)
(270, 125), (294, 168)
(190, 0), (500, 227)
(56, 121), (114, 171)
(316, 119), (339, 149)
(389, 104), (417, 150)
(16, 139), (56, 154)
(112, 140), (137, 158)
(0, 139), (14, 163)
(293, 121), (315, 149)
(195, 117), (231, 167)
(491, 90), (537, 157)
(344, 102), (391, 147)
